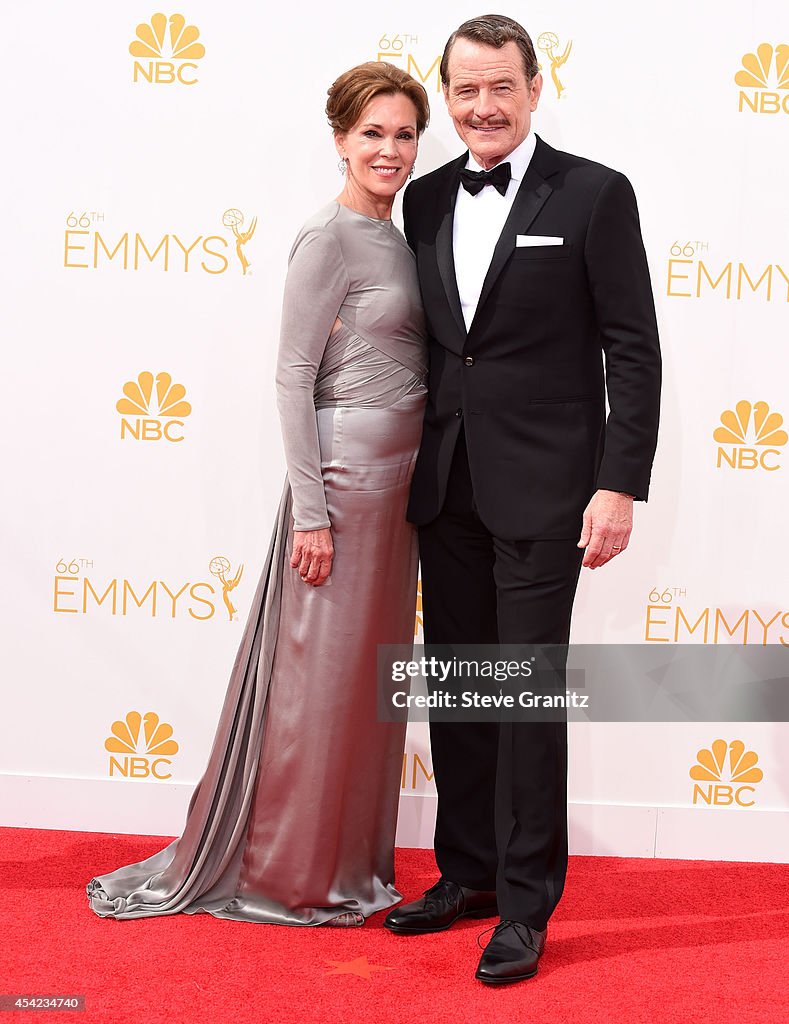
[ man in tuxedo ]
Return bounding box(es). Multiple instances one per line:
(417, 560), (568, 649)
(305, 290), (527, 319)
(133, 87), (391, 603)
(383, 15), (661, 983)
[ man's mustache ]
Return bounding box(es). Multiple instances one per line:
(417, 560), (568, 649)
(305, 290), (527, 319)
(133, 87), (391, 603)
(465, 120), (509, 128)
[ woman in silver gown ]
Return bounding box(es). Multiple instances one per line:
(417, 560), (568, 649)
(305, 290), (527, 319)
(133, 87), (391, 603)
(85, 62), (430, 927)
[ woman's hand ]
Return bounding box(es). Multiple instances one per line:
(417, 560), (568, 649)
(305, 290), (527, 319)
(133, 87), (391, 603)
(291, 527), (334, 586)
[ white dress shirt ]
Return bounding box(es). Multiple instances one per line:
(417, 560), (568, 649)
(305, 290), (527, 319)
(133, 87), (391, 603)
(452, 131), (537, 331)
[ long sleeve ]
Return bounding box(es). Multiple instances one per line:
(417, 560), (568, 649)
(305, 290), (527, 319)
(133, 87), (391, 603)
(275, 225), (351, 530)
(584, 170), (662, 500)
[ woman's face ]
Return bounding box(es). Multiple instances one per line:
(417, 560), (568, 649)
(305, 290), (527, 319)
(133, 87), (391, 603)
(335, 92), (419, 201)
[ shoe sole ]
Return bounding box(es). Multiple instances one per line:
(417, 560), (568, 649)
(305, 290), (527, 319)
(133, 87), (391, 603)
(475, 967), (539, 984)
(383, 906), (498, 935)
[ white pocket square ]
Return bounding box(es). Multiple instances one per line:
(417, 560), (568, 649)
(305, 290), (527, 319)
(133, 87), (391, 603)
(515, 234), (564, 246)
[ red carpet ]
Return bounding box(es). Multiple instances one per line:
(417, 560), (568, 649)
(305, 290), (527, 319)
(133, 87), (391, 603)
(2, 826), (787, 1023)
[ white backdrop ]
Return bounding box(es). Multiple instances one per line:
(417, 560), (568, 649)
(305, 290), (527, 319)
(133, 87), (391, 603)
(2, 1), (787, 862)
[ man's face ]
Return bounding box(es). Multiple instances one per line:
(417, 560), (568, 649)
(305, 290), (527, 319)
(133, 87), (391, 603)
(443, 38), (542, 170)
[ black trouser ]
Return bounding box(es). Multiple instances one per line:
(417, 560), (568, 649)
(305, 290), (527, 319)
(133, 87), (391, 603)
(418, 427), (584, 931)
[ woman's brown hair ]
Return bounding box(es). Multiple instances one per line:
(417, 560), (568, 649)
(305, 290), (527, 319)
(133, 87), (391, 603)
(326, 61), (430, 135)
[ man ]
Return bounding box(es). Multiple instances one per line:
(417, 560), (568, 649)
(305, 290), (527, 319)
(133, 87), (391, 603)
(383, 15), (661, 984)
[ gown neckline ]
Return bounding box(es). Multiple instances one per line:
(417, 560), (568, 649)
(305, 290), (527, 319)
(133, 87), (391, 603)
(333, 200), (396, 227)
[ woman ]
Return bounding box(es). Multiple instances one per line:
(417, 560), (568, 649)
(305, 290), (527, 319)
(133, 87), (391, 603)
(85, 62), (429, 927)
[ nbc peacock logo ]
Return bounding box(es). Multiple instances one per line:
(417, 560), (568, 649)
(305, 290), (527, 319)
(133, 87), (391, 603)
(690, 739), (763, 807)
(130, 12), (205, 85)
(713, 400), (786, 471)
(105, 711), (179, 780)
(116, 371), (192, 442)
(735, 43), (789, 114)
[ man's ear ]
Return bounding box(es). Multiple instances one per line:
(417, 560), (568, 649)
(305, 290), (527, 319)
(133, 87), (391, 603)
(529, 72), (543, 111)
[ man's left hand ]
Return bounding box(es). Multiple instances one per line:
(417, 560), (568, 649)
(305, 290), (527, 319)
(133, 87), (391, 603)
(577, 490), (634, 569)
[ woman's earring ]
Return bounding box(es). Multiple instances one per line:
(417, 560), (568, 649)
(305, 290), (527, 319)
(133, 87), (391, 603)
(408, 166), (415, 179)
(338, 157), (347, 175)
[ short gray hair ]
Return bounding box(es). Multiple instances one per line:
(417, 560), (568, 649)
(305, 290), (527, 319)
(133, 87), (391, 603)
(440, 14), (539, 86)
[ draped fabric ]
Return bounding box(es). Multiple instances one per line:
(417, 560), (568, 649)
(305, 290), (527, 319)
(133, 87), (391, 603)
(86, 204), (428, 924)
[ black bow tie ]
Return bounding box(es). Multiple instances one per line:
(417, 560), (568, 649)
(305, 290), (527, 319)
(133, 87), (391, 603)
(459, 162), (511, 196)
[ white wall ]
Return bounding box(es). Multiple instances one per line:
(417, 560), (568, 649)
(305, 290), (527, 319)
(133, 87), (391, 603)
(2, 1), (787, 861)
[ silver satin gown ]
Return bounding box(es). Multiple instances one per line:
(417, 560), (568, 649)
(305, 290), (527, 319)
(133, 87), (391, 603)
(85, 201), (428, 925)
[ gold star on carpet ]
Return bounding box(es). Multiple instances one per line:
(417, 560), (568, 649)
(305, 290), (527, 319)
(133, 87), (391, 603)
(325, 956), (394, 980)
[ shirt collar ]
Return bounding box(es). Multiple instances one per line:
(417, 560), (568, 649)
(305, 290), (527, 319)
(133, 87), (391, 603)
(465, 131), (537, 183)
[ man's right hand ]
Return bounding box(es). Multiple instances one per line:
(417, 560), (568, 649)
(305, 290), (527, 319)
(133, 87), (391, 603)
(291, 527), (334, 586)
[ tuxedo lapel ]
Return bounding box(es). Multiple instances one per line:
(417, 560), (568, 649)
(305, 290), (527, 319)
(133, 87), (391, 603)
(434, 155), (467, 349)
(471, 136), (559, 334)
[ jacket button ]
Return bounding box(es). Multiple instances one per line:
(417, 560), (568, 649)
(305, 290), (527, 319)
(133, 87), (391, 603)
(464, 356), (474, 366)
(455, 408), (463, 418)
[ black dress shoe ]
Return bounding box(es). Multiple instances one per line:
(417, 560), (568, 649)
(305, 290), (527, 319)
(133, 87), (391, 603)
(383, 877), (498, 934)
(475, 920), (547, 984)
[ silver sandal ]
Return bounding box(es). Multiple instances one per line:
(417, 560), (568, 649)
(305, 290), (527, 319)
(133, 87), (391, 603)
(322, 911), (365, 927)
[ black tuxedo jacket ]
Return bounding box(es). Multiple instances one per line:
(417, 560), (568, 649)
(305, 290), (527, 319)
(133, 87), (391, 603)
(403, 134), (661, 540)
